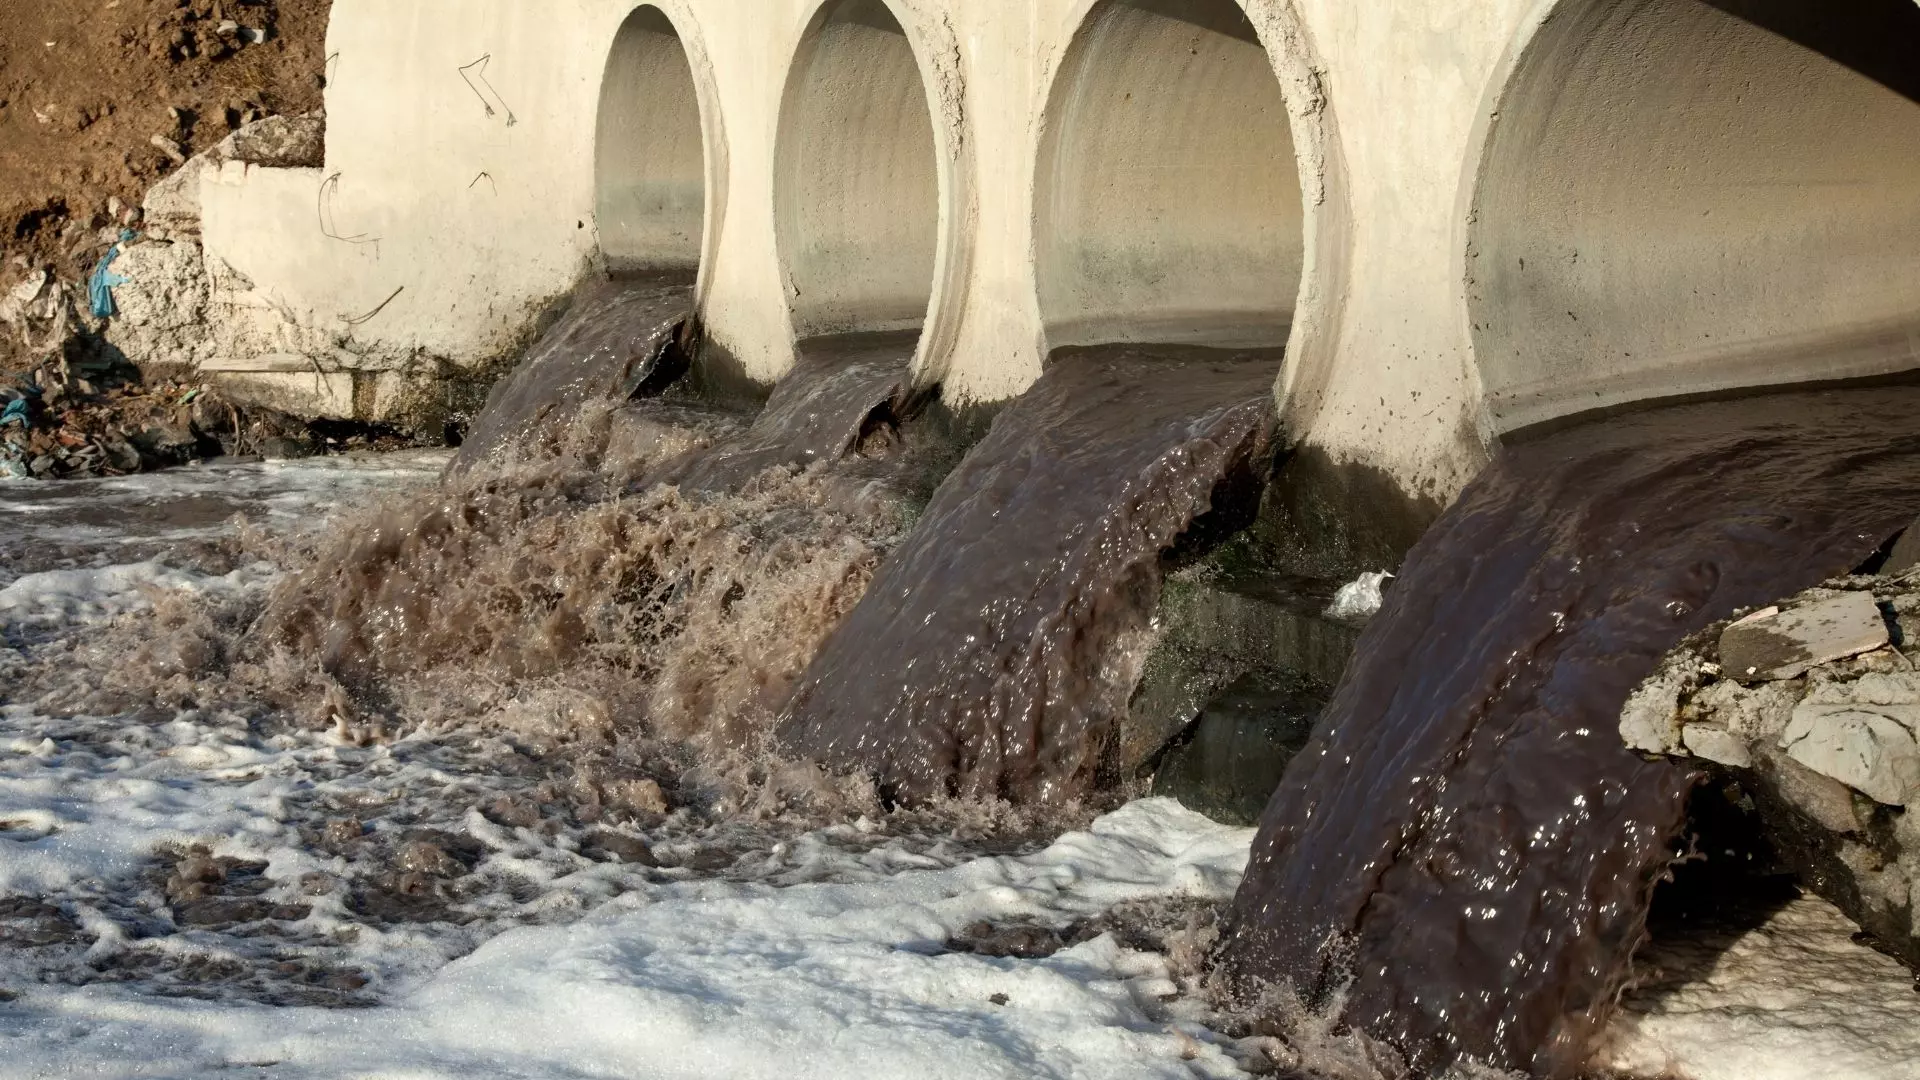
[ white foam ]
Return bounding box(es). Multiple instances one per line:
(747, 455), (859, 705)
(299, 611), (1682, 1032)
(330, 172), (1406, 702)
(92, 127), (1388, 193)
(0, 451), (451, 588)
(0, 797), (1255, 1079)
(1605, 895), (1920, 1080)
(0, 560), (278, 633)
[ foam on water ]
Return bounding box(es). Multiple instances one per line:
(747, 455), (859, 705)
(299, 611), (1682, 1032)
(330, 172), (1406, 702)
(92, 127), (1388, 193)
(0, 451), (450, 589)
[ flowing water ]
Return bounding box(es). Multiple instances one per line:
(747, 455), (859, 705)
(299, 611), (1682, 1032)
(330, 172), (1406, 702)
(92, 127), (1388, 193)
(1218, 384), (1920, 1076)
(666, 331), (919, 493)
(780, 344), (1282, 804)
(448, 272), (695, 476)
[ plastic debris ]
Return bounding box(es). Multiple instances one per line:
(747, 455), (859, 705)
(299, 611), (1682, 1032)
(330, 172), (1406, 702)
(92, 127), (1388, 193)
(1326, 570), (1395, 622)
(0, 398), (31, 429)
(88, 230), (137, 318)
(0, 270), (49, 325)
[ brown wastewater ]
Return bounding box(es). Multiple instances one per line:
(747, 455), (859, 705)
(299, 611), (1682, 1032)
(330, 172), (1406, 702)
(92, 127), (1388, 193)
(7, 274), (1920, 1076)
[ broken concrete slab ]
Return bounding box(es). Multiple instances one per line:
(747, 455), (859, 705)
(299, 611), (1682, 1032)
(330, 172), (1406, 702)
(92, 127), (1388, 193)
(1619, 579), (1920, 971)
(1691, 677), (1800, 743)
(1780, 699), (1920, 807)
(1681, 723), (1752, 769)
(1620, 653), (1701, 755)
(1719, 591), (1888, 681)
(141, 114), (326, 237)
(210, 370), (355, 420)
(225, 114), (324, 169)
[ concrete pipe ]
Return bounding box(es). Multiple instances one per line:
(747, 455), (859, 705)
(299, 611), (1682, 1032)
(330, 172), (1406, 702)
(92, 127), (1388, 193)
(595, 6), (709, 273)
(774, 0), (941, 340)
(1036, 0), (1307, 349)
(1469, 0), (1920, 432)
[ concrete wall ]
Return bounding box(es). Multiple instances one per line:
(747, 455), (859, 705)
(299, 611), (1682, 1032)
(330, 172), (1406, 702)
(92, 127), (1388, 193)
(776, 0), (943, 338)
(597, 7), (708, 272)
(1469, 0), (1920, 432)
(190, 0), (1920, 507)
(1035, 0), (1304, 349)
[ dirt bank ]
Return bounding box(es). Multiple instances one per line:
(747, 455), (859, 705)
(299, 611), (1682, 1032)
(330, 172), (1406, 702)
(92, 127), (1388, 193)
(0, 0), (330, 373)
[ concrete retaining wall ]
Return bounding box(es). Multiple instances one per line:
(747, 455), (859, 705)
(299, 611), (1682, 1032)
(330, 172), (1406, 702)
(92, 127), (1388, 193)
(183, 0), (1920, 507)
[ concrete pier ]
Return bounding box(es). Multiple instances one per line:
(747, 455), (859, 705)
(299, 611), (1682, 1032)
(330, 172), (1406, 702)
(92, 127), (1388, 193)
(158, 0), (1920, 510)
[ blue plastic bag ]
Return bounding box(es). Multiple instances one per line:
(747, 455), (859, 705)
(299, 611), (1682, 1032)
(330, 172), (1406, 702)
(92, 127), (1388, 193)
(88, 229), (138, 318)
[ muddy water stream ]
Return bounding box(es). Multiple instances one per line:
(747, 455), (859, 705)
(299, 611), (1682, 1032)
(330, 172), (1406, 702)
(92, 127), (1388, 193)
(667, 331), (918, 493)
(780, 344), (1282, 803)
(449, 272), (695, 475)
(1220, 384), (1920, 1076)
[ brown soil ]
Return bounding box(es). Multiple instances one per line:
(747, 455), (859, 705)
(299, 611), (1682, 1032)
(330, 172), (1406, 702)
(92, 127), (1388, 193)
(0, 1), (334, 472)
(0, 0), (331, 287)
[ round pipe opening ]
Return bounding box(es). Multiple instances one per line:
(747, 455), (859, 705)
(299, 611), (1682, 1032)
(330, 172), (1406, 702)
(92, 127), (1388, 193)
(595, 6), (706, 273)
(1036, 0), (1307, 349)
(775, 0), (941, 340)
(1469, 0), (1920, 432)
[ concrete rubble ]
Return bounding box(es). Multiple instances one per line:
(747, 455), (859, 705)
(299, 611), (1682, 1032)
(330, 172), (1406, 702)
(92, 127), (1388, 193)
(104, 114), (480, 434)
(112, 114), (335, 391)
(1622, 544), (1920, 969)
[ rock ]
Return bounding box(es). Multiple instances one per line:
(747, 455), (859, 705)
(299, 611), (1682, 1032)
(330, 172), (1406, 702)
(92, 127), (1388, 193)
(580, 829), (657, 866)
(611, 778), (670, 817)
(1886, 518), (1920, 577)
(225, 114), (325, 169)
(1682, 723), (1752, 769)
(395, 841), (463, 878)
(1621, 654), (1700, 755)
(99, 434), (143, 473)
(951, 921), (1066, 960)
(321, 818), (364, 852)
(1719, 591), (1888, 681)
(1780, 689), (1920, 807)
(174, 897), (272, 927)
(129, 418), (198, 464)
(149, 135), (188, 166)
(485, 795), (544, 829)
(1758, 748), (1865, 836)
(256, 435), (313, 460)
(0, 271), (48, 326)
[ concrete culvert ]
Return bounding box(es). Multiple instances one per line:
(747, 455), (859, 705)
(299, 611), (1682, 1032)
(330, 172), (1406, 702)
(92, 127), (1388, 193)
(1036, 0), (1306, 349)
(775, 0), (941, 339)
(1470, 0), (1920, 432)
(595, 6), (706, 272)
